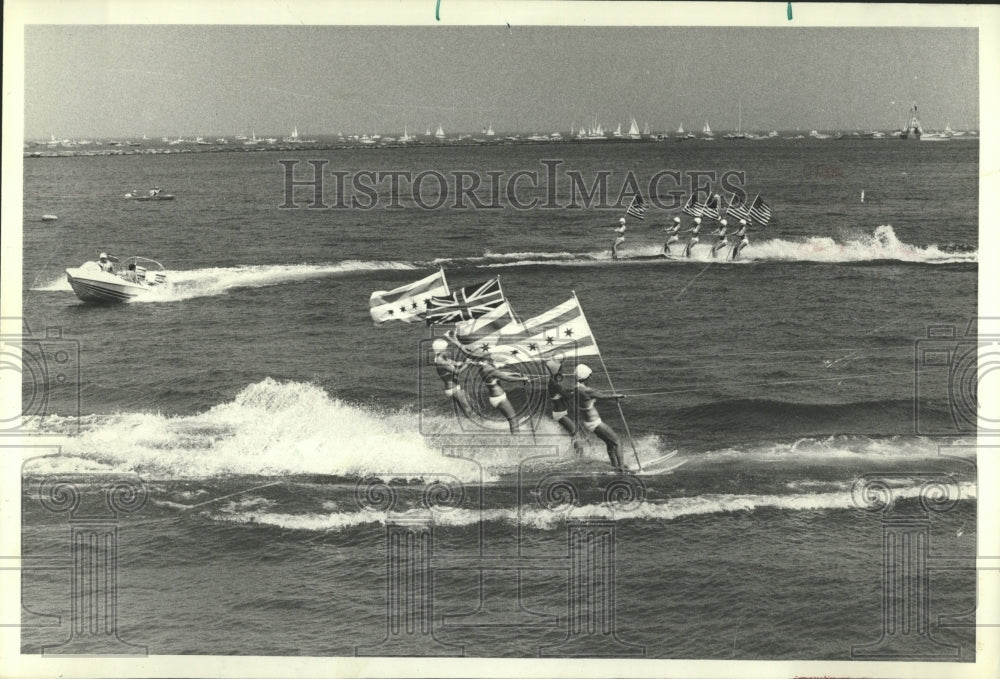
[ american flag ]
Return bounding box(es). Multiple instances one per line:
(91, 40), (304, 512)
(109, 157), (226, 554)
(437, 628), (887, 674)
(749, 195), (773, 225)
(682, 194), (703, 217)
(626, 195), (647, 220)
(425, 278), (506, 325)
(369, 268), (450, 324)
(727, 194), (753, 222)
(702, 193), (722, 221)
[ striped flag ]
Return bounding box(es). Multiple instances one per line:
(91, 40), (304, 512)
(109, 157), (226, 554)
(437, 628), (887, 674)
(682, 194), (703, 218)
(468, 297), (602, 367)
(424, 278), (506, 325)
(727, 194), (752, 222)
(455, 301), (516, 343)
(702, 193), (722, 221)
(369, 269), (450, 324)
(749, 195), (773, 225)
(626, 195), (647, 220)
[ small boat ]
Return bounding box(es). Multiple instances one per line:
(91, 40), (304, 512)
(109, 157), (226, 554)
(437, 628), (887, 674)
(126, 189), (175, 201)
(41, 214), (58, 222)
(66, 255), (168, 304)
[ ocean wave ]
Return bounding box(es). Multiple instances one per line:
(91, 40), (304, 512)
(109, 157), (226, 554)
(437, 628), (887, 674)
(209, 480), (978, 532)
(22, 378), (973, 481)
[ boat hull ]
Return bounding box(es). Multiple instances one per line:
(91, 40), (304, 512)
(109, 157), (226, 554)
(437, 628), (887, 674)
(65, 269), (147, 303)
(132, 194), (175, 201)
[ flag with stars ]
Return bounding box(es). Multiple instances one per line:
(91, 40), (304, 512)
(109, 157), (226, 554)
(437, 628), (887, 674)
(369, 269), (449, 324)
(682, 194), (704, 218)
(469, 297), (602, 367)
(424, 278), (506, 325)
(727, 193), (752, 222)
(626, 194), (647, 220)
(702, 193), (722, 221)
(748, 195), (773, 225)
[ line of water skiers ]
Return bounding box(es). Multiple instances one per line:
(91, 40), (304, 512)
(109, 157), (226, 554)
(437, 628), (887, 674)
(432, 332), (631, 473)
(611, 215), (751, 261)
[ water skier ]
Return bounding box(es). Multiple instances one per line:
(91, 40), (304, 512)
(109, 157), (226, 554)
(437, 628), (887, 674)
(710, 219), (729, 259)
(475, 355), (532, 434)
(432, 337), (474, 418)
(449, 334), (532, 434)
(683, 217), (702, 258)
(663, 216), (682, 254)
(730, 219), (750, 260)
(612, 218), (627, 260)
(574, 364), (628, 472)
(546, 359), (584, 454)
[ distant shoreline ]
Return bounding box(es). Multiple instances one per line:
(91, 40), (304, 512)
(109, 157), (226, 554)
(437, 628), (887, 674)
(22, 134), (980, 159)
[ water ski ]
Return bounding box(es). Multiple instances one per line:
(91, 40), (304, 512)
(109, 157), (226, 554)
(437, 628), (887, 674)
(641, 449), (678, 468)
(639, 458), (687, 475)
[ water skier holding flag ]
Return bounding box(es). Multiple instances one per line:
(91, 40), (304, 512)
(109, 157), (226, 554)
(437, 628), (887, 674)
(612, 217), (627, 260)
(573, 364), (628, 472)
(684, 217), (703, 258)
(446, 332), (531, 434)
(663, 216), (682, 254)
(710, 219), (729, 258)
(730, 219), (750, 260)
(545, 359), (584, 454)
(432, 337), (474, 418)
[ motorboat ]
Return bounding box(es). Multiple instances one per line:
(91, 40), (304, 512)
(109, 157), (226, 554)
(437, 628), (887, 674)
(125, 189), (175, 201)
(66, 255), (167, 303)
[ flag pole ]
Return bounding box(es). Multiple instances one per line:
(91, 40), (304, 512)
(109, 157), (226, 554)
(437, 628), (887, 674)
(571, 290), (642, 471)
(496, 275), (517, 322)
(439, 266), (450, 295)
(496, 275), (535, 439)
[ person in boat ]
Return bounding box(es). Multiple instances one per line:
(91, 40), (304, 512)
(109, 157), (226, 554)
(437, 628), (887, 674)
(545, 359), (583, 454)
(612, 218), (627, 260)
(663, 216), (682, 254)
(97, 252), (115, 273)
(149, 186), (160, 197)
(573, 363), (628, 472)
(730, 219), (750, 260)
(683, 217), (702, 258)
(433, 337), (474, 418)
(449, 334), (531, 434)
(710, 219), (729, 259)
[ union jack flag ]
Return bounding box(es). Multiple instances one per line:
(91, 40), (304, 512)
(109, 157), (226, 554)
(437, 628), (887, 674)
(749, 195), (773, 225)
(727, 194), (753, 222)
(626, 195), (647, 220)
(425, 278), (506, 325)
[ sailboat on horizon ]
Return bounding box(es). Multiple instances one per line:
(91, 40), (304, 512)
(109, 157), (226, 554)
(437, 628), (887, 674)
(627, 116), (641, 139)
(725, 101), (747, 139)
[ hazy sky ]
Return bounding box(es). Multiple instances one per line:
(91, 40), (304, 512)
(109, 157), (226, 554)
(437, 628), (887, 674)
(24, 25), (978, 138)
